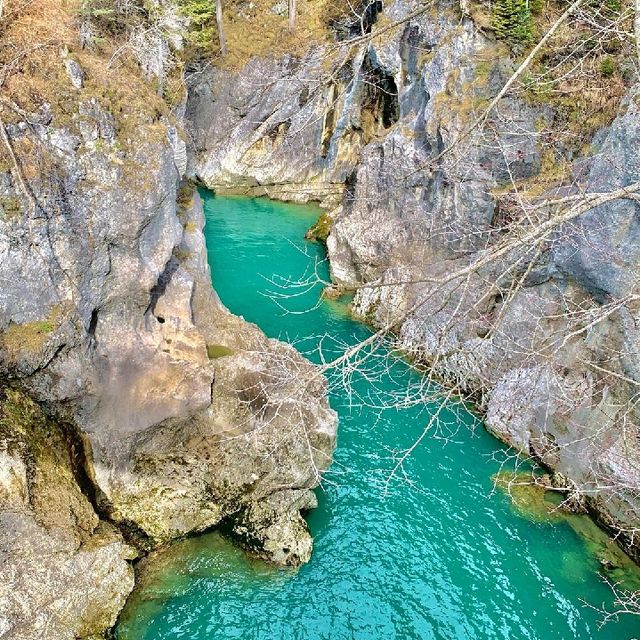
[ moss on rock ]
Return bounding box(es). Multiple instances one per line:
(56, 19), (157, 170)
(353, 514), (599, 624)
(494, 471), (640, 589)
(0, 304), (65, 357)
(0, 196), (22, 220)
(305, 212), (333, 243)
(207, 343), (235, 359)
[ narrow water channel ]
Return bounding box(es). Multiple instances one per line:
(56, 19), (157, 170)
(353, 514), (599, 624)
(116, 193), (640, 640)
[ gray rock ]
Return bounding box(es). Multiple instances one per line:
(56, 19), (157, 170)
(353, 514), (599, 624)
(167, 125), (188, 175)
(552, 92), (640, 301)
(0, 391), (135, 640)
(0, 43), (337, 640)
(271, 1), (288, 16)
(187, 46), (384, 207)
(64, 58), (85, 90)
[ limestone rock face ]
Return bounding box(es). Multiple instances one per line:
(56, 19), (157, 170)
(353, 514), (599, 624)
(187, 41), (405, 207)
(0, 391), (135, 640)
(0, 44), (336, 640)
(553, 93), (640, 301)
(321, 2), (640, 556)
(327, 1), (543, 293)
(187, 51), (349, 205)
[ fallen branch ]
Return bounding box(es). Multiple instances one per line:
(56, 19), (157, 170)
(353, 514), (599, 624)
(0, 111), (36, 216)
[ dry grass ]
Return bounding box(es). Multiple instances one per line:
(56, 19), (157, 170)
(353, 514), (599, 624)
(474, 0), (633, 206)
(1, 0), (83, 112)
(520, 1), (631, 138)
(0, 0), (355, 142)
(0, 0), (169, 142)
(217, 0), (352, 69)
(466, 0), (631, 143)
(0, 303), (65, 357)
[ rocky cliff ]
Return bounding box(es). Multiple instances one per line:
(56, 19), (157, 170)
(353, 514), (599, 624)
(1, 0), (638, 636)
(189, 0), (640, 562)
(0, 2), (336, 638)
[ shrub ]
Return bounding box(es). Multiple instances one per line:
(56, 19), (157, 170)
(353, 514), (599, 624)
(178, 0), (217, 57)
(600, 56), (616, 77)
(78, 0), (145, 36)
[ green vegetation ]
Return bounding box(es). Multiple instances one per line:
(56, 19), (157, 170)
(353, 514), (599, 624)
(178, 0), (218, 58)
(206, 344), (235, 359)
(173, 247), (193, 262)
(0, 386), (100, 544)
(493, 471), (561, 523)
(177, 183), (195, 218)
(492, 0), (540, 50)
(494, 471), (640, 590)
(599, 0), (622, 12)
(77, 0), (145, 39)
(600, 56), (616, 77)
(0, 389), (44, 453)
(522, 63), (552, 101)
(305, 212), (333, 243)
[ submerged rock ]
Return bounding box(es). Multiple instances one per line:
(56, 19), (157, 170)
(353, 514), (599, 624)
(229, 489), (318, 566)
(495, 471), (640, 592)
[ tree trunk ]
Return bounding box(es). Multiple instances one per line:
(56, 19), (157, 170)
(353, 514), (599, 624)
(288, 0), (297, 31)
(635, 0), (640, 68)
(216, 0), (227, 56)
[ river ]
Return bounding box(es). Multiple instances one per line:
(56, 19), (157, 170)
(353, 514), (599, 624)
(116, 192), (640, 640)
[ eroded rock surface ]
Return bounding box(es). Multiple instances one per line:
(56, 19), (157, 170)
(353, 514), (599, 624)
(0, 12), (337, 637)
(324, 2), (640, 558)
(0, 390), (135, 640)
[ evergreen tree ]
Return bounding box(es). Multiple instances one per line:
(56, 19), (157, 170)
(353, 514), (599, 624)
(492, 0), (534, 51)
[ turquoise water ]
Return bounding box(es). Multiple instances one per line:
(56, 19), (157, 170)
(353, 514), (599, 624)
(117, 194), (640, 640)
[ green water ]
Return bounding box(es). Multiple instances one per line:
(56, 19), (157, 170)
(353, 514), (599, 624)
(117, 194), (640, 640)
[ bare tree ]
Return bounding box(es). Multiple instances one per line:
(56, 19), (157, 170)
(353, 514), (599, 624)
(216, 0), (227, 56)
(585, 578), (640, 624)
(289, 0), (297, 31)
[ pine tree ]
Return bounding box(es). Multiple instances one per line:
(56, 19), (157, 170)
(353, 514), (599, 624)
(492, 0), (533, 51)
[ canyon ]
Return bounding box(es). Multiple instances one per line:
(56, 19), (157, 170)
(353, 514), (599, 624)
(0, 0), (638, 637)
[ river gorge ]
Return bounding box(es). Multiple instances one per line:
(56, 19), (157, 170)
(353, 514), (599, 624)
(116, 193), (640, 639)
(2, 2), (640, 638)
